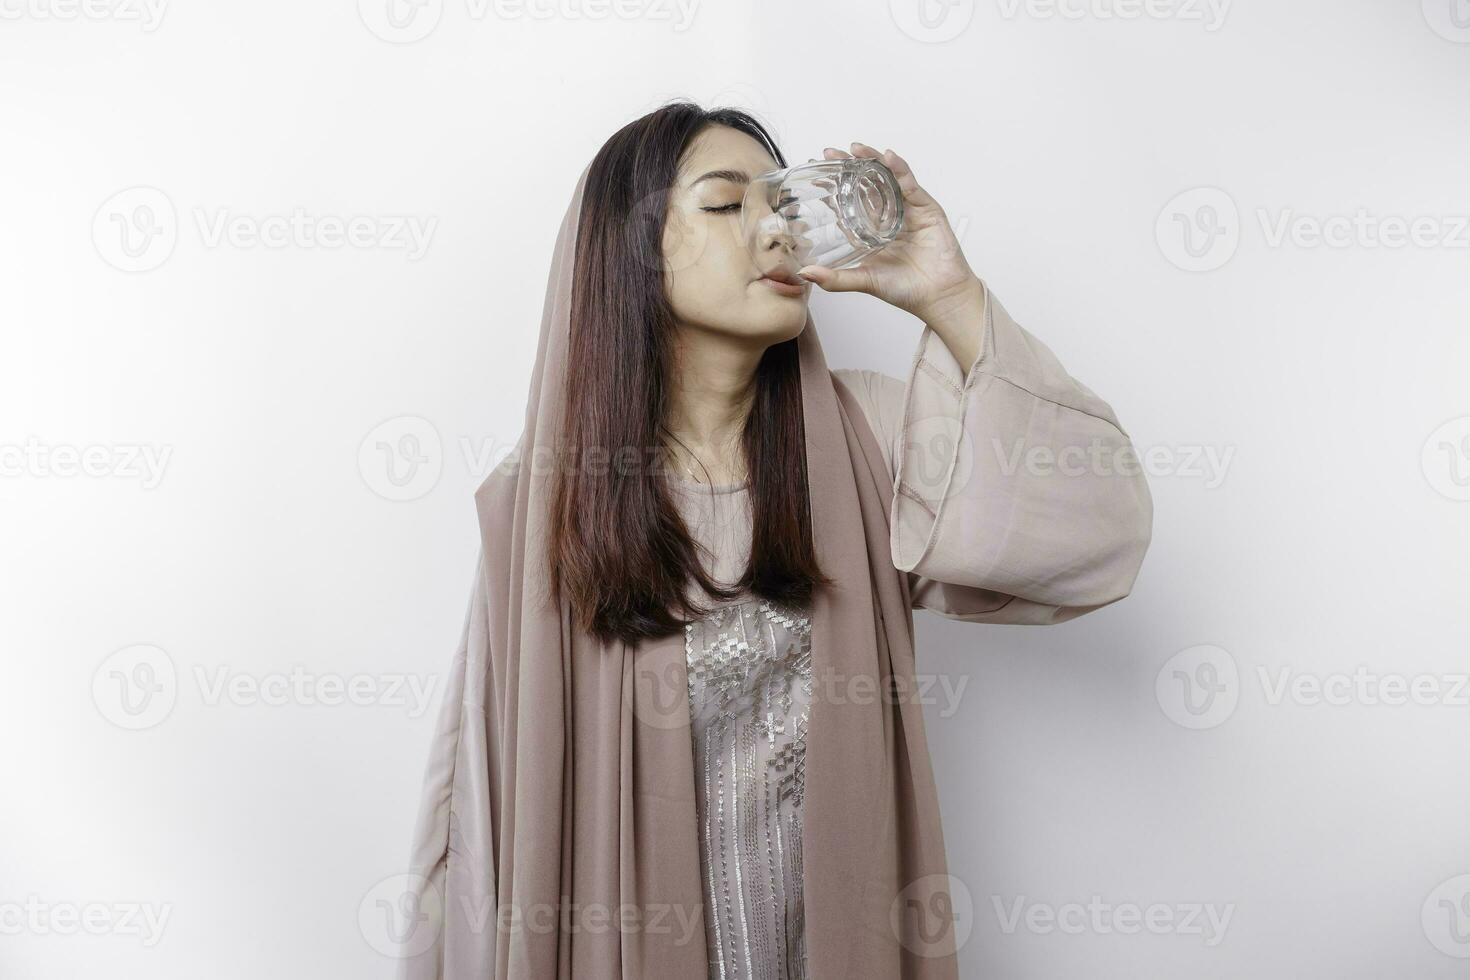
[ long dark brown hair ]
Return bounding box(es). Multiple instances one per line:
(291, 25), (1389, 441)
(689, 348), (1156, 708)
(546, 100), (833, 646)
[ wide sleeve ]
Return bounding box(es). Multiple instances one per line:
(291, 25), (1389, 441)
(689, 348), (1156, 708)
(832, 282), (1153, 625)
(397, 549), (497, 978)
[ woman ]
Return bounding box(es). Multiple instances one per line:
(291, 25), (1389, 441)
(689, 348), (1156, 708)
(398, 101), (1153, 980)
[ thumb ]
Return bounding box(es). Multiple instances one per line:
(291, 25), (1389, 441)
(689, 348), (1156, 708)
(798, 264), (872, 294)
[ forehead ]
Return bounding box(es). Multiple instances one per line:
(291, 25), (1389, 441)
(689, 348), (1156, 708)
(677, 124), (779, 189)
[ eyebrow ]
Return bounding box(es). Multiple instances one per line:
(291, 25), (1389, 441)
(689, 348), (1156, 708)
(689, 168), (750, 188)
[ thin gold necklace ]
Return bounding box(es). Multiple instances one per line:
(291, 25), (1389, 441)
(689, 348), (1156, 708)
(664, 440), (744, 486)
(670, 443), (706, 483)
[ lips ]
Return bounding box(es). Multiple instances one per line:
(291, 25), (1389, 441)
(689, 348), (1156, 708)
(757, 266), (804, 286)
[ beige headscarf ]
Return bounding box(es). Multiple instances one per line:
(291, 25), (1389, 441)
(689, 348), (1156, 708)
(399, 158), (963, 979)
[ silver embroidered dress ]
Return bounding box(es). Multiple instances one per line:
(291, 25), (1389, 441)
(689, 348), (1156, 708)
(671, 475), (813, 980)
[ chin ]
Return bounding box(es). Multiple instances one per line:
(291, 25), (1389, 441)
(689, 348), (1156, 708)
(748, 303), (807, 343)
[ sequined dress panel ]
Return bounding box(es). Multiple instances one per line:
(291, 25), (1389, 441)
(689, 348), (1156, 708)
(671, 477), (812, 980)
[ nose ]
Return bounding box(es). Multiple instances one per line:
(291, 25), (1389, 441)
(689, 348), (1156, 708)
(751, 209), (796, 261)
(739, 183), (798, 275)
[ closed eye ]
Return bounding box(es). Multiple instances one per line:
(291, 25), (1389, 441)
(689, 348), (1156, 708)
(701, 202), (741, 213)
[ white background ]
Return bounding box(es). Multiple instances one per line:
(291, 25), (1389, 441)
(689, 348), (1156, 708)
(3, 0), (1469, 976)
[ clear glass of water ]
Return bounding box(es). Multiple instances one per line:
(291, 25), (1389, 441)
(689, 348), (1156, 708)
(740, 157), (905, 273)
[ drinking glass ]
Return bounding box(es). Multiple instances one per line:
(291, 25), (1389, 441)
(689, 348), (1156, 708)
(740, 157), (905, 273)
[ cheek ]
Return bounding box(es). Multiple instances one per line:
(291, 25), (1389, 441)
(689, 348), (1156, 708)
(665, 230), (752, 306)
(661, 208), (708, 276)
(666, 263), (741, 329)
(663, 209), (752, 280)
(662, 211), (804, 332)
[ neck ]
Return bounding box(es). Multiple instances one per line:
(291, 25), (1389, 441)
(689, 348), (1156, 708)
(663, 326), (764, 478)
